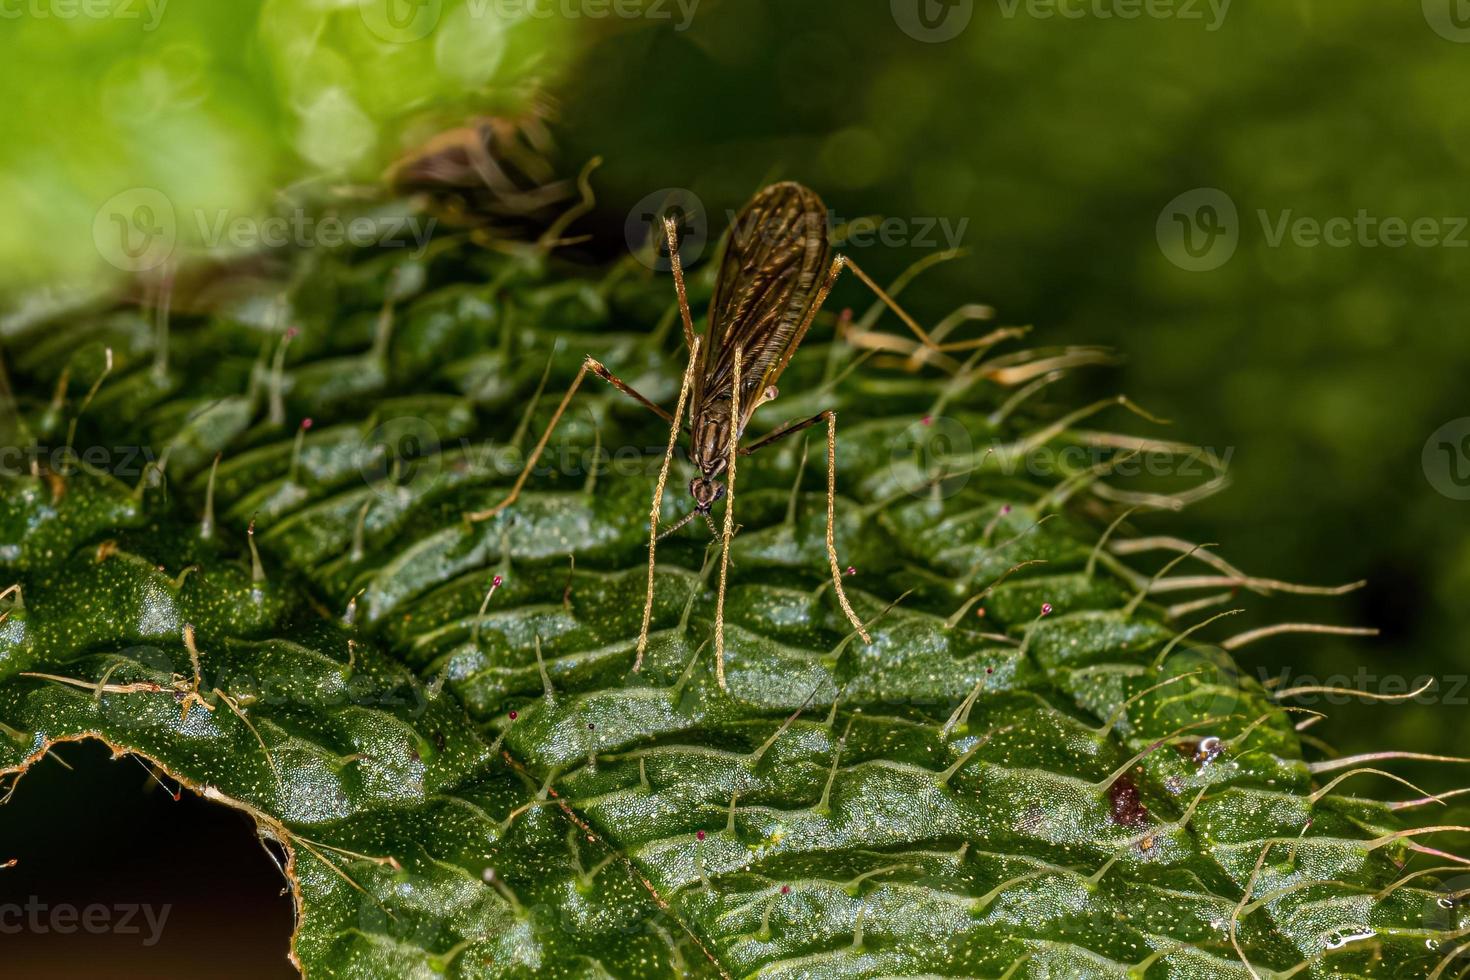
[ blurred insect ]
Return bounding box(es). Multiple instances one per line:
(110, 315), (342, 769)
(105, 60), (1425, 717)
(386, 115), (579, 242)
(467, 182), (969, 688)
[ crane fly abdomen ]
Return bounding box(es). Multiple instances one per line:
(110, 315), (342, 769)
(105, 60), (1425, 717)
(689, 182), (831, 504)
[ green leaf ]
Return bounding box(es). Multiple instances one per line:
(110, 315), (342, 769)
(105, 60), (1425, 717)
(1, 232), (1466, 978)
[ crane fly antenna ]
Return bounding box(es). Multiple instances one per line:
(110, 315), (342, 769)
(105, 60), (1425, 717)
(656, 508), (701, 542)
(635, 337), (701, 670)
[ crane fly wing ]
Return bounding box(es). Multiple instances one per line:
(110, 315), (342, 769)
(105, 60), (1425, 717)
(697, 182), (831, 433)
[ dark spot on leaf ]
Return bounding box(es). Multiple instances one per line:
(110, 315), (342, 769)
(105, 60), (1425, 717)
(1108, 773), (1149, 828)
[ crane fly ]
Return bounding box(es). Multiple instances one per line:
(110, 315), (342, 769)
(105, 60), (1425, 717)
(467, 182), (954, 689)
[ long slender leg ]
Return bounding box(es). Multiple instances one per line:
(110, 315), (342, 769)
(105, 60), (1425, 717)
(634, 336), (701, 670)
(735, 409), (872, 644)
(714, 347), (743, 691)
(465, 357), (670, 523)
(835, 255), (937, 349)
(770, 256), (922, 382)
(822, 412), (871, 643)
(740, 410), (827, 456)
(664, 216), (699, 354)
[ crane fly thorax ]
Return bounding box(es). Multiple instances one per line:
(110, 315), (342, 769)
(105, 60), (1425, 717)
(688, 397), (736, 511)
(690, 398), (734, 474)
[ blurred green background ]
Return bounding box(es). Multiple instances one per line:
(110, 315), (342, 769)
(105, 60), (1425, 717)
(1, 0), (1465, 896)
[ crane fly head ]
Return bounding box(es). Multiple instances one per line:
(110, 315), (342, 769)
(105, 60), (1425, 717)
(689, 476), (726, 513)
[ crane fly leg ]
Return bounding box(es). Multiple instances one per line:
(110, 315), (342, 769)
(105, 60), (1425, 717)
(635, 337), (701, 671)
(464, 357), (673, 523)
(714, 348), (743, 691)
(740, 411), (827, 456)
(828, 255), (938, 349)
(739, 410), (872, 645)
(664, 216), (699, 355)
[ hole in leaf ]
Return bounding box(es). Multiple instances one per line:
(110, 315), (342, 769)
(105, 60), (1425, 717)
(0, 741), (296, 977)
